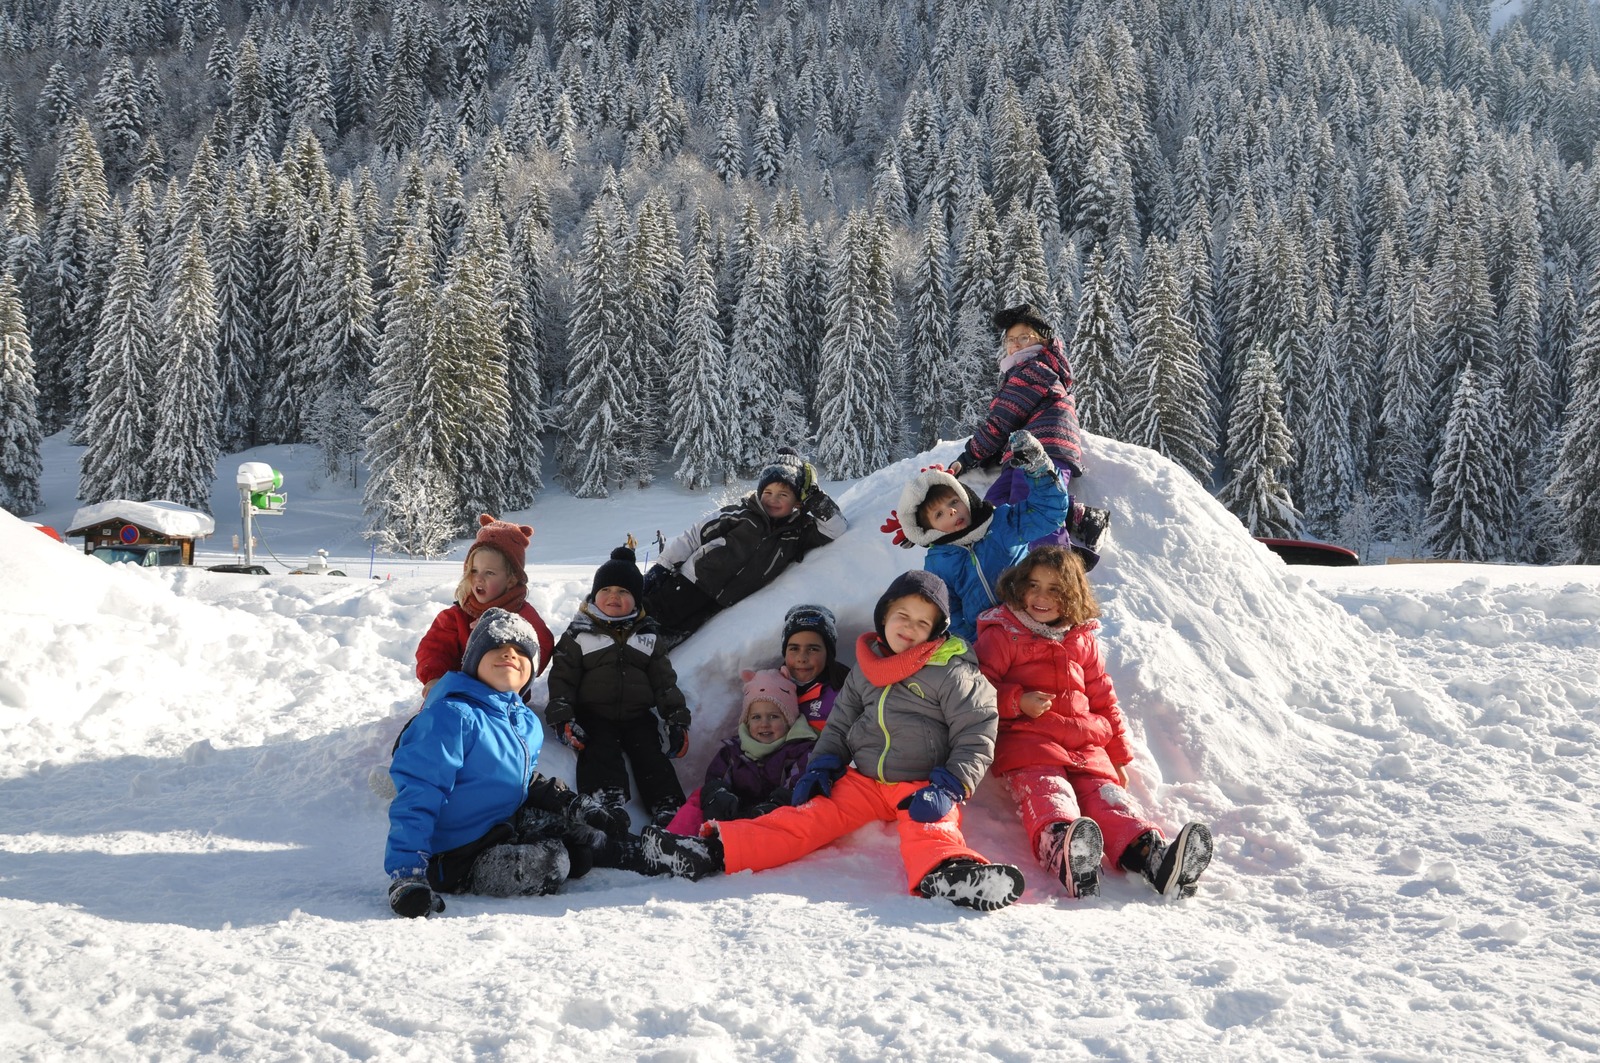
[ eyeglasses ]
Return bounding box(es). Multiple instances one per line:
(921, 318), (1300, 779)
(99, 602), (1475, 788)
(1003, 331), (1042, 349)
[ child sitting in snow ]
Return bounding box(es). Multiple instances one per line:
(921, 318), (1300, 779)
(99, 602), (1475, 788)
(385, 609), (609, 918)
(884, 429), (1069, 644)
(641, 571), (1027, 912)
(946, 304), (1110, 560)
(415, 514), (555, 699)
(641, 447), (846, 649)
(975, 546), (1213, 899)
(778, 603), (851, 732)
(665, 668), (816, 836)
(546, 546), (691, 833)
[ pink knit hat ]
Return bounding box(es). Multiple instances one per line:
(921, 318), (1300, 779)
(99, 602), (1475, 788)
(741, 668), (799, 728)
(468, 514), (533, 585)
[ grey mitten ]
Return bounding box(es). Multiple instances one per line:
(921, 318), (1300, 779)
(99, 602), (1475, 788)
(1006, 429), (1050, 474)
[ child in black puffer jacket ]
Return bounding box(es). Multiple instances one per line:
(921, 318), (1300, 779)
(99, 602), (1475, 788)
(547, 547), (691, 833)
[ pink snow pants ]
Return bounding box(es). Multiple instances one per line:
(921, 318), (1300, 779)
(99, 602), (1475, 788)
(715, 768), (989, 894)
(1004, 766), (1157, 868)
(666, 789), (706, 836)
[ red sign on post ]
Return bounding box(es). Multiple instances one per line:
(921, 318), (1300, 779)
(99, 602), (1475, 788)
(119, 525), (140, 545)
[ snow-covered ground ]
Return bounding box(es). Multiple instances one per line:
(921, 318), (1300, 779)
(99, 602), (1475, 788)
(4, 434), (1599, 1060)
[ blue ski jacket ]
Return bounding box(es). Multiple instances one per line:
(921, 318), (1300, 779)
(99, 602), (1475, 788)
(384, 670), (544, 877)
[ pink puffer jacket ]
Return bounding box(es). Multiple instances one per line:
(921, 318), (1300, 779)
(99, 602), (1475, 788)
(974, 605), (1134, 781)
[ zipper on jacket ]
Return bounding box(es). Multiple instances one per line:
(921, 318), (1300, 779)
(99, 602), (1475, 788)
(872, 685), (892, 782)
(967, 546), (997, 607)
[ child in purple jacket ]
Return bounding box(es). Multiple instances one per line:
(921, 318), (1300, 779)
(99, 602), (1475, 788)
(666, 669), (816, 836)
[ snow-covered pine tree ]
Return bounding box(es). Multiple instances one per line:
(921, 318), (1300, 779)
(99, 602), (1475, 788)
(501, 219), (554, 506)
(784, 218), (827, 416)
(620, 194), (680, 487)
(1425, 367), (1504, 561)
(256, 174), (313, 443)
(728, 240), (789, 475)
(363, 226), (456, 557)
(1070, 244), (1130, 439)
(1124, 238), (1214, 482)
(1550, 259), (1600, 563)
(304, 185), (376, 486)
(908, 211), (958, 449)
(211, 179), (259, 451)
(752, 98), (784, 187)
(998, 208), (1051, 318)
(815, 211), (899, 477)
(146, 227), (220, 512)
(0, 270), (42, 515)
(561, 202), (628, 498)
(78, 218), (155, 504)
(1298, 292), (1359, 538)
(1217, 340), (1299, 539)
(1428, 203), (1497, 438)
(669, 242), (731, 490)
(438, 202), (512, 522)
(1372, 261), (1436, 546)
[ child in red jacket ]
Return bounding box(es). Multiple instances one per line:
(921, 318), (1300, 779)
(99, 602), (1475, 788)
(415, 514), (556, 700)
(975, 545), (1212, 899)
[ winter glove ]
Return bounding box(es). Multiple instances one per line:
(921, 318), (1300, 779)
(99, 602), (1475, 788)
(798, 460), (819, 502)
(879, 511), (915, 549)
(792, 754), (845, 805)
(665, 720), (690, 759)
(801, 488), (840, 521)
(523, 772), (579, 814)
(555, 720), (587, 751)
(701, 783), (741, 822)
(901, 765), (968, 824)
(388, 874), (444, 918)
(1006, 429), (1051, 475)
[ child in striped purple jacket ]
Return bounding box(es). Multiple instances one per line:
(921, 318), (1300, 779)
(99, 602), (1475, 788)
(946, 304), (1110, 564)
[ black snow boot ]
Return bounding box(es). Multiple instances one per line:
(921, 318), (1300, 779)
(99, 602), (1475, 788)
(585, 788), (633, 838)
(1041, 819), (1103, 899)
(649, 796), (684, 829)
(640, 826), (724, 881)
(468, 839), (571, 897)
(917, 859), (1025, 911)
(1121, 824), (1213, 898)
(1071, 503), (1112, 553)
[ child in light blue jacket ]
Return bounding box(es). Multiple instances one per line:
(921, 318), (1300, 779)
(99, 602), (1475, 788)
(385, 609), (610, 917)
(884, 430), (1069, 643)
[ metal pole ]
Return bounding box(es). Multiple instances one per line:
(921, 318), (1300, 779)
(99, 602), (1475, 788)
(241, 486), (254, 565)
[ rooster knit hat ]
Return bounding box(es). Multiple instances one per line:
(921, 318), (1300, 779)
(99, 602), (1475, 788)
(781, 603), (838, 666)
(873, 569), (952, 643)
(992, 303), (1054, 342)
(462, 607), (542, 678)
(469, 514), (533, 585)
(741, 668), (800, 728)
(590, 546), (644, 601)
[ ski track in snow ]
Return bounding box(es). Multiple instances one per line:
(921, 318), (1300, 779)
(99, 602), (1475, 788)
(3, 432), (1600, 1060)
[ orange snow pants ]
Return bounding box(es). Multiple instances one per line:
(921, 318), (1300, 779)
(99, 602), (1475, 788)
(714, 768), (989, 894)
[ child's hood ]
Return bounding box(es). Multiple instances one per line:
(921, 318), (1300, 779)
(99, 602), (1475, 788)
(895, 468), (994, 549)
(737, 714), (818, 760)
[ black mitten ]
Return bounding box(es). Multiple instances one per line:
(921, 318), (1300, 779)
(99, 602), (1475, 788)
(702, 784), (741, 822)
(388, 875), (444, 918)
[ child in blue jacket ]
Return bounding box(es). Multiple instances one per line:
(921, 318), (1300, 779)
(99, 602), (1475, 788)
(384, 609), (612, 918)
(884, 430), (1069, 643)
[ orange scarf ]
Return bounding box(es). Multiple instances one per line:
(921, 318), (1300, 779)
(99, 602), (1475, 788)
(853, 632), (946, 687)
(460, 584), (527, 621)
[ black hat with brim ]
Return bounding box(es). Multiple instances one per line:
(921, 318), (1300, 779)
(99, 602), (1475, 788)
(992, 303), (1054, 341)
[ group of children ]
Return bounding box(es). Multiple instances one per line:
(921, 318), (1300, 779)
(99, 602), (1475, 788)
(384, 303), (1212, 917)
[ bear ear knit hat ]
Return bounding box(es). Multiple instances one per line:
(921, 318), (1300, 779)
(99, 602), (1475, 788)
(741, 667), (800, 727)
(757, 447), (807, 498)
(873, 569), (952, 643)
(590, 546), (644, 602)
(992, 303), (1054, 342)
(781, 603), (838, 666)
(462, 607), (542, 678)
(470, 514), (533, 585)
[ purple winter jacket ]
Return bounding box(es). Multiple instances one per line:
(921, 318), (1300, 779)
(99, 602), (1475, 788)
(701, 727), (815, 814)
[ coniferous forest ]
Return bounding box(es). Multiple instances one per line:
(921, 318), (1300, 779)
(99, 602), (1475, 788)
(1, 0), (1599, 562)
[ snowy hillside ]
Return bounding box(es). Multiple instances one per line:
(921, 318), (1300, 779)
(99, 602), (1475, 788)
(3, 437), (1599, 1060)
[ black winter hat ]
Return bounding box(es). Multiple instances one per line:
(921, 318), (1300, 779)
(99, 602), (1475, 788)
(591, 546), (644, 602)
(757, 447), (807, 498)
(462, 607), (542, 678)
(781, 603), (838, 666)
(992, 303), (1054, 342)
(873, 570), (952, 644)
